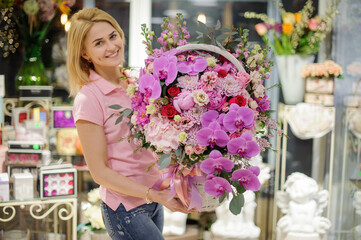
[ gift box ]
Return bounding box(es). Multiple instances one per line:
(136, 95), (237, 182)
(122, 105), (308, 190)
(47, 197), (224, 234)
(305, 77), (334, 94)
(40, 164), (77, 199)
(13, 172), (34, 200)
(304, 93), (334, 106)
(0, 172), (9, 201)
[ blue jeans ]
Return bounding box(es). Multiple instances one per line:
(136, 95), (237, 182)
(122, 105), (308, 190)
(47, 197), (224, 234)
(101, 201), (164, 240)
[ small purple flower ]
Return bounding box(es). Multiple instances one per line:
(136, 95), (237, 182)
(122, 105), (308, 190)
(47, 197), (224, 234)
(223, 104), (254, 133)
(204, 176), (232, 197)
(230, 166), (261, 191)
(227, 132), (260, 158)
(131, 91), (144, 110)
(153, 54), (178, 85)
(196, 126), (229, 148)
(274, 23), (283, 33)
(177, 57), (208, 75)
(201, 150), (234, 175)
(136, 104), (150, 127)
(138, 73), (161, 99)
(256, 95), (271, 112)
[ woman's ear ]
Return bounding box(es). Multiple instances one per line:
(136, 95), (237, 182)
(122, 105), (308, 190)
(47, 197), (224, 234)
(82, 52), (91, 63)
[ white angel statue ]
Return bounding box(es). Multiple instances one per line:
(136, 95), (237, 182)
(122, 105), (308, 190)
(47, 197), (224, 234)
(276, 172), (331, 240)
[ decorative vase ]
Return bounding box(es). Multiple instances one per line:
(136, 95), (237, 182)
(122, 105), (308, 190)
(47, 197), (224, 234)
(15, 43), (49, 90)
(275, 55), (315, 105)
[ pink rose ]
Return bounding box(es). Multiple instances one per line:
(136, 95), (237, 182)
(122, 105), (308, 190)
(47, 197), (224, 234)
(193, 144), (206, 154)
(255, 23), (268, 36)
(173, 91), (195, 112)
(235, 71), (250, 88)
(185, 145), (194, 155)
(308, 18), (320, 31)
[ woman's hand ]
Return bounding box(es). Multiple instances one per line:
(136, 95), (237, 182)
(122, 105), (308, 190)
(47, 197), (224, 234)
(148, 189), (198, 214)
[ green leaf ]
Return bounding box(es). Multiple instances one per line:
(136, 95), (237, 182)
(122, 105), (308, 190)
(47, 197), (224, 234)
(219, 193), (227, 204)
(229, 194), (245, 215)
(158, 153), (172, 170)
(215, 20), (221, 30)
(109, 104), (122, 110)
(122, 109), (133, 117)
(106, 112), (116, 120)
(221, 28), (231, 32)
(175, 148), (181, 157)
(216, 34), (229, 43)
(115, 115), (123, 125)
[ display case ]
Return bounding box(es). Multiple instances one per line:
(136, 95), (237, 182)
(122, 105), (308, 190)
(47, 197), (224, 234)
(272, 103), (336, 240)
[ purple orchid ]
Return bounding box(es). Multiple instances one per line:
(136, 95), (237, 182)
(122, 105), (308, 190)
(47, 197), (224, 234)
(177, 57), (208, 76)
(223, 103), (254, 133)
(230, 166), (261, 191)
(153, 54), (178, 86)
(204, 176), (232, 197)
(196, 124), (229, 148)
(227, 132), (260, 158)
(201, 110), (219, 128)
(200, 150), (234, 175)
(138, 73), (161, 99)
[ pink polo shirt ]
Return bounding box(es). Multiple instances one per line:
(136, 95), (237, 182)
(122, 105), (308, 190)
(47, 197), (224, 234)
(73, 69), (160, 211)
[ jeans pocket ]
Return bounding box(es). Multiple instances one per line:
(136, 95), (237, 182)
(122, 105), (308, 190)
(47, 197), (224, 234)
(100, 201), (115, 238)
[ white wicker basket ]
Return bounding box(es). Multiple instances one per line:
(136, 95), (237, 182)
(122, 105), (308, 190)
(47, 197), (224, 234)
(175, 44), (245, 212)
(176, 43), (246, 73)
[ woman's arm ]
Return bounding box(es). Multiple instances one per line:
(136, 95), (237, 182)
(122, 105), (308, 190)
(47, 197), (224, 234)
(76, 119), (192, 213)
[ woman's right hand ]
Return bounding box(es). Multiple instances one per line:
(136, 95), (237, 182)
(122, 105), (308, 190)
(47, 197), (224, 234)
(148, 189), (198, 214)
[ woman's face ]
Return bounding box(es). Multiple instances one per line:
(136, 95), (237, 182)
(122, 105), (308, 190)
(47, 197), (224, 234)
(82, 21), (123, 69)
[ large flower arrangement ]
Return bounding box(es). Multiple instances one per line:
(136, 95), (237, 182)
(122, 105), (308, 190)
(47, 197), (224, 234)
(244, 0), (337, 55)
(301, 60), (343, 79)
(113, 14), (279, 214)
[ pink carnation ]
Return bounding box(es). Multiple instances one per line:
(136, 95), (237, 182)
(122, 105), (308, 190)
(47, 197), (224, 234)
(144, 116), (181, 153)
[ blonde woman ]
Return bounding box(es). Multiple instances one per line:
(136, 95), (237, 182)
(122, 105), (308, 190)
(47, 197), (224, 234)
(67, 8), (191, 240)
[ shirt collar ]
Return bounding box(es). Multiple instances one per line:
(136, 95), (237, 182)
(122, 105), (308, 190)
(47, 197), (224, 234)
(90, 69), (120, 95)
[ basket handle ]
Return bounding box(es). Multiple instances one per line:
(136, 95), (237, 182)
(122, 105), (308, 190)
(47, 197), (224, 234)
(175, 44), (246, 73)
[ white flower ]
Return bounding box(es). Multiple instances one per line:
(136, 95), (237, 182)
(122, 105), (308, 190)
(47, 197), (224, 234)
(87, 188), (101, 204)
(192, 89), (209, 106)
(84, 205), (105, 230)
(250, 70), (262, 84)
(126, 84), (137, 97)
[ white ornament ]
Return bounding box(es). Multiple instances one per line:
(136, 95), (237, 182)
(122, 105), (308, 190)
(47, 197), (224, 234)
(276, 172), (331, 240)
(163, 207), (188, 236)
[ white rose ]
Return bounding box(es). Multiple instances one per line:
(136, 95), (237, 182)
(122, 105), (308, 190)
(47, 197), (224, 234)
(192, 89), (209, 106)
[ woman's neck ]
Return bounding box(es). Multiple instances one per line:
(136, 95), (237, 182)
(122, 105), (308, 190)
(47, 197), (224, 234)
(94, 65), (124, 86)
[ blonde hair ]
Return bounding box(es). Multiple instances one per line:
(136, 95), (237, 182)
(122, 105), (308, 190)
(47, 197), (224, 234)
(67, 8), (125, 96)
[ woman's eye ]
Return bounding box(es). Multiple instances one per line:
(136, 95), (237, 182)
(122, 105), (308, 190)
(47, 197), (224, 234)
(95, 41), (102, 46)
(110, 34), (117, 39)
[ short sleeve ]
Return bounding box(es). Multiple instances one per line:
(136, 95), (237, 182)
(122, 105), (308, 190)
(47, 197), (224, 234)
(73, 87), (104, 126)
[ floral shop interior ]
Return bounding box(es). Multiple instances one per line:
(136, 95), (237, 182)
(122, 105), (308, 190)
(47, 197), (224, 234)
(0, 0), (360, 240)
